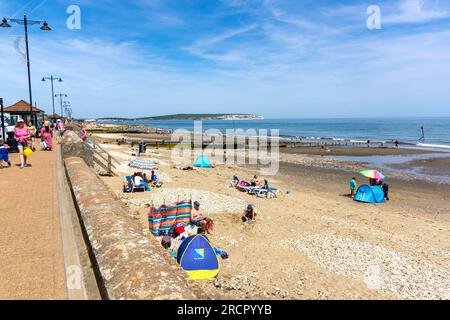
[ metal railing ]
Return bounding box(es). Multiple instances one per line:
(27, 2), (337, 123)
(91, 140), (120, 176)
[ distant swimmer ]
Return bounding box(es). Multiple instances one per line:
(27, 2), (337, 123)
(419, 126), (425, 143)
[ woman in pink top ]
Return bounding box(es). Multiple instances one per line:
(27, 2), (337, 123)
(40, 121), (54, 151)
(55, 119), (65, 144)
(14, 119), (31, 168)
(80, 125), (87, 142)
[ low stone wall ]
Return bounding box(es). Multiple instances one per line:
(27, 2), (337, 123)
(62, 131), (94, 167)
(64, 156), (199, 300)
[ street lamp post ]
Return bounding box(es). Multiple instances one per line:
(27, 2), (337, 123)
(55, 93), (68, 118)
(42, 76), (62, 115)
(63, 101), (72, 119)
(0, 98), (5, 141)
(1, 16), (51, 125)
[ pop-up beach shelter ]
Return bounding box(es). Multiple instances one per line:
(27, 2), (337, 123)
(177, 235), (220, 280)
(193, 155), (213, 168)
(354, 185), (385, 204)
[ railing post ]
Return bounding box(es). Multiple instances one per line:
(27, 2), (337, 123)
(108, 154), (112, 175)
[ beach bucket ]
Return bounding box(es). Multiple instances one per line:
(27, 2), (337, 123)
(23, 148), (33, 157)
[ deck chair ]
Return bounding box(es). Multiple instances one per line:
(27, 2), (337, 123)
(256, 188), (279, 199)
(124, 176), (146, 193)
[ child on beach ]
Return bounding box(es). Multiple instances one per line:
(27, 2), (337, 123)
(243, 204), (257, 222)
(350, 177), (357, 197)
(0, 139), (11, 169)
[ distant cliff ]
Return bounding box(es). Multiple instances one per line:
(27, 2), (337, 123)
(98, 114), (264, 121)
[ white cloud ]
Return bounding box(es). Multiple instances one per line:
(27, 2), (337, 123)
(384, 0), (449, 24)
(182, 24), (257, 63)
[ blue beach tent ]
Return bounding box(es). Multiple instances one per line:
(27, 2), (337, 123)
(177, 235), (220, 280)
(354, 185), (385, 204)
(193, 155), (213, 168)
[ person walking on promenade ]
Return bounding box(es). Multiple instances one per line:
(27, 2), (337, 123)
(27, 121), (37, 151)
(40, 121), (54, 151)
(80, 125), (87, 142)
(55, 119), (65, 144)
(14, 119), (31, 168)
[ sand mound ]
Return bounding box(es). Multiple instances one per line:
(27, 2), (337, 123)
(282, 233), (450, 300)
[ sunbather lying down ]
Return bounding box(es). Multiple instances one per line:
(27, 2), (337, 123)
(191, 201), (214, 234)
(174, 166), (196, 171)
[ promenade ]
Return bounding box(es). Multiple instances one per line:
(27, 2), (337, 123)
(0, 146), (68, 299)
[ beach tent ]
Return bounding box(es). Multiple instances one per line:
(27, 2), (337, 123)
(177, 235), (220, 280)
(193, 155), (213, 168)
(354, 185), (385, 204)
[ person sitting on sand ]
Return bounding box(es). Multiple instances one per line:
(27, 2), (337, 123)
(150, 170), (158, 183)
(377, 180), (389, 201)
(251, 175), (261, 187)
(350, 177), (357, 197)
(243, 204), (257, 222)
(133, 174), (151, 191)
(191, 201), (214, 234)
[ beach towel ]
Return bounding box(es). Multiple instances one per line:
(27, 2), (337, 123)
(148, 200), (192, 236)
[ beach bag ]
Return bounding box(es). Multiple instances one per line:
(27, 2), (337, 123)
(173, 225), (185, 237)
(40, 141), (47, 151)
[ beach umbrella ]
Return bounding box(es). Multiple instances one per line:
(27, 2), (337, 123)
(359, 169), (385, 180)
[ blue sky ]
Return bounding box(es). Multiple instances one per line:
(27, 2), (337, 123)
(1, 0), (450, 118)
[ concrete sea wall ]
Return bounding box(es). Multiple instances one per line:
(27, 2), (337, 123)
(62, 130), (201, 300)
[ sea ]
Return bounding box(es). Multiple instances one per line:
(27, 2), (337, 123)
(99, 117), (450, 150)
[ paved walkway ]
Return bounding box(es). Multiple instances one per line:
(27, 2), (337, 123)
(0, 146), (68, 299)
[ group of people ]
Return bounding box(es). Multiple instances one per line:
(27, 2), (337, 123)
(0, 119), (65, 169)
(124, 170), (161, 192)
(349, 177), (390, 201)
(189, 201), (257, 234)
(178, 200), (257, 236)
(250, 175), (270, 190)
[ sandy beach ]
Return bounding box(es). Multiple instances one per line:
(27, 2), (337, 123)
(93, 133), (450, 300)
